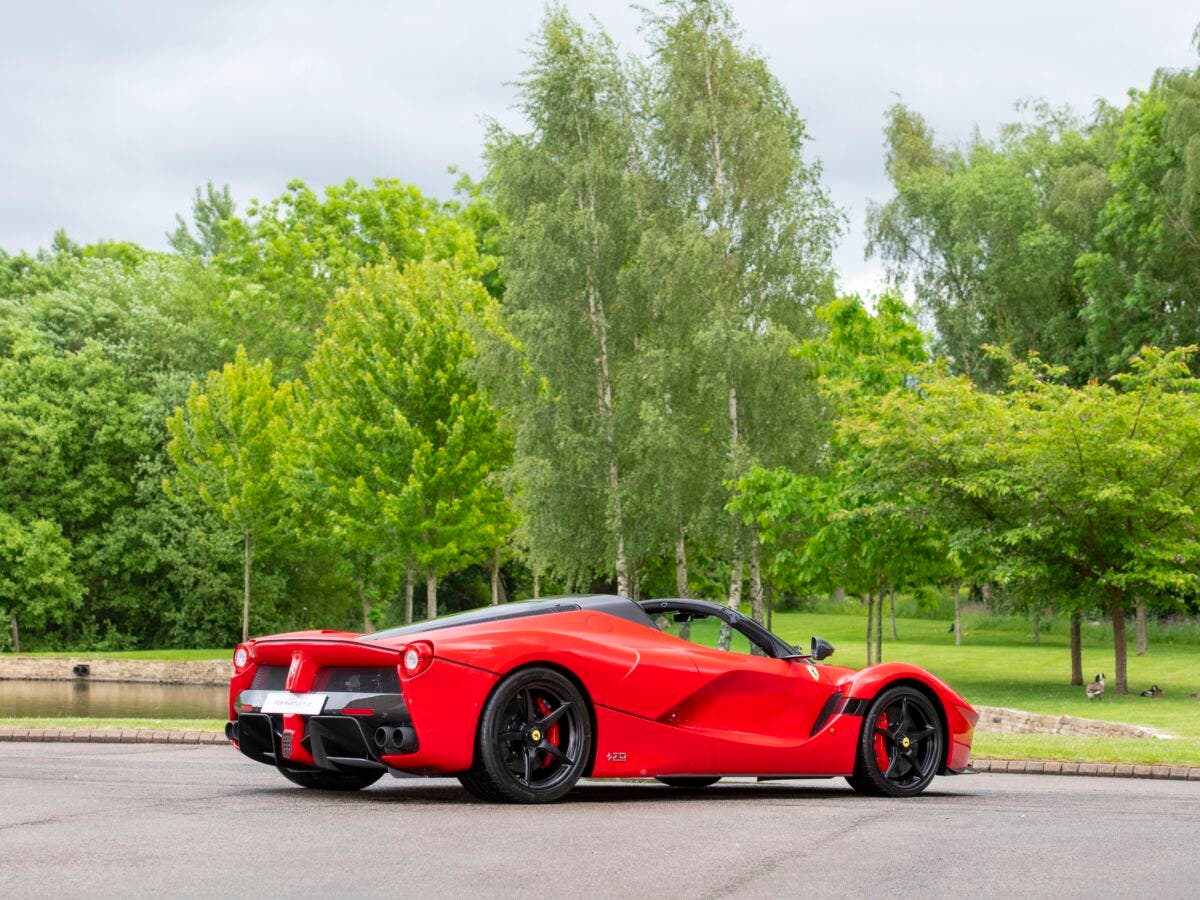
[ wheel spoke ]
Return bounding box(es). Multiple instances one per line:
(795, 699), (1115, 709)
(898, 697), (911, 732)
(501, 730), (524, 742)
(910, 724), (937, 743)
(875, 726), (895, 745)
(522, 689), (536, 726)
(522, 745), (535, 783)
(541, 741), (571, 764)
(884, 752), (900, 778)
(535, 700), (571, 728)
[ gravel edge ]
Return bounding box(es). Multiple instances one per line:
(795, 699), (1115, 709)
(2, 727), (1198, 780)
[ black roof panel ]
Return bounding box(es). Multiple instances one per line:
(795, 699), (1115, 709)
(360, 595), (654, 641)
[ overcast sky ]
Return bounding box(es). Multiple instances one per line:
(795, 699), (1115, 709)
(2, 1), (1197, 293)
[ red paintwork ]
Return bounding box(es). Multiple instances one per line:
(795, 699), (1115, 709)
(229, 609), (977, 780)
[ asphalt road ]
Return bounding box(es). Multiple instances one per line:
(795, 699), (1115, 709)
(1, 743), (1196, 899)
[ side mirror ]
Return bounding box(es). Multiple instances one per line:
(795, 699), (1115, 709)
(811, 636), (835, 661)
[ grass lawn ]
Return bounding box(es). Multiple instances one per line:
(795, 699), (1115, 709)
(0, 716), (224, 732)
(16, 649), (228, 661)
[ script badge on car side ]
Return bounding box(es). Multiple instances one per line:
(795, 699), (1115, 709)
(261, 692), (327, 715)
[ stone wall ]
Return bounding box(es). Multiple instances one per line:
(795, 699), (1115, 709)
(0, 656), (230, 686)
(974, 704), (1170, 739)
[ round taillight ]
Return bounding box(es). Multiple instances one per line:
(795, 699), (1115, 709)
(233, 646), (249, 670)
(400, 641), (433, 678)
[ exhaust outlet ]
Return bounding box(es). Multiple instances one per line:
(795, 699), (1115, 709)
(373, 726), (411, 754)
(225, 720), (239, 742)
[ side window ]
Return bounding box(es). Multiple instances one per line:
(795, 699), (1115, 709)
(653, 611), (758, 656)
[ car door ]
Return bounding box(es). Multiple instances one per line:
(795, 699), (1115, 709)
(654, 610), (840, 774)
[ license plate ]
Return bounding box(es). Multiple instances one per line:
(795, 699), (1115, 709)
(261, 692), (327, 715)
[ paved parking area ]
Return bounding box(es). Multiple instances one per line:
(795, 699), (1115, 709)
(1, 743), (1196, 898)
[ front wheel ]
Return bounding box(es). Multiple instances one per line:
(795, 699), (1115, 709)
(462, 666), (592, 803)
(656, 776), (720, 789)
(280, 768), (383, 791)
(846, 686), (943, 798)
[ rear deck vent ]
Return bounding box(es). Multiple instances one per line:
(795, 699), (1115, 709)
(313, 667), (401, 694)
(250, 665), (288, 690)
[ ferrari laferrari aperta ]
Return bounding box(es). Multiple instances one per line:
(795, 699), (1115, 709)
(226, 595), (977, 802)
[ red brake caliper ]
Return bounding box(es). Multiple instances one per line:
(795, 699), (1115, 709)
(536, 697), (561, 768)
(873, 712), (890, 772)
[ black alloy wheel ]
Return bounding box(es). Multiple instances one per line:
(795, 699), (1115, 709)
(279, 768), (384, 791)
(847, 686), (943, 797)
(459, 667), (592, 803)
(656, 776), (721, 789)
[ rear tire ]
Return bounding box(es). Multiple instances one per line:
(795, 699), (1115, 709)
(457, 769), (506, 802)
(846, 685), (943, 798)
(656, 776), (720, 789)
(280, 768), (383, 791)
(465, 666), (592, 803)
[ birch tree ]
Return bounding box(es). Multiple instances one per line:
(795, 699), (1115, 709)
(485, 7), (642, 595)
(644, 0), (839, 617)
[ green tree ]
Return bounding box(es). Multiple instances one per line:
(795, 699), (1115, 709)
(301, 261), (513, 623)
(644, 0), (839, 617)
(164, 347), (295, 641)
(168, 181), (235, 261)
(846, 345), (1200, 693)
(0, 515), (82, 652)
(484, 6), (643, 595)
(1078, 43), (1200, 374)
(868, 100), (1116, 385)
(734, 295), (940, 661)
(215, 179), (489, 376)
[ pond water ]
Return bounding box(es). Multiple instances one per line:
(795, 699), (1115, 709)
(0, 680), (227, 719)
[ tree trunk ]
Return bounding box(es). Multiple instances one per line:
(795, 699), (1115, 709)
(874, 574), (884, 664)
(9, 612), (19, 653)
(1111, 598), (1128, 695)
(358, 582), (372, 634)
(748, 531), (764, 625)
(766, 581), (774, 632)
(1033, 609), (1041, 645)
(865, 589), (875, 665)
(719, 538), (742, 653)
(1135, 600), (1148, 656)
(1070, 611), (1083, 686)
(242, 532), (252, 643)
(425, 570), (437, 620)
(889, 584), (897, 640)
(952, 582), (962, 647)
(832, 585), (845, 604)
(581, 187), (630, 600)
(404, 563), (414, 625)
(728, 537), (743, 610)
(675, 527), (689, 598)
(490, 548), (501, 605)
(532, 568), (541, 599)
(726, 384), (743, 615)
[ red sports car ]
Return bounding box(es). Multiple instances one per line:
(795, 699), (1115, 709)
(226, 595), (977, 802)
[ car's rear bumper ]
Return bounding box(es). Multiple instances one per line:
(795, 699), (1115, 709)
(228, 656), (498, 777)
(230, 709), (416, 776)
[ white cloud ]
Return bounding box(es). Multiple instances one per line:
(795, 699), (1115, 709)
(2, 0), (1196, 292)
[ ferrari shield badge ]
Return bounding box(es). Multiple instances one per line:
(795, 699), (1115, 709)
(806, 664), (820, 680)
